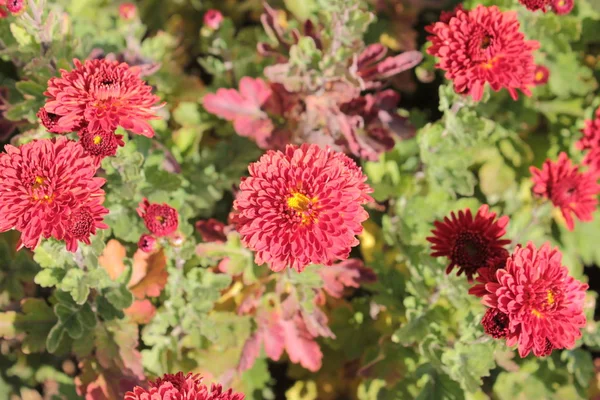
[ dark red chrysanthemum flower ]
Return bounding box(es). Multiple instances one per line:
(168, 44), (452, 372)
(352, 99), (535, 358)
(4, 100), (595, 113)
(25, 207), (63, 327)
(138, 233), (157, 253)
(6, 0), (23, 13)
(233, 144), (373, 272)
(518, 0), (551, 12)
(533, 65), (550, 85)
(552, 0), (574, 14)
(125, 372), (245, 400)
(481, 307), (509, 339)
(469, 248), (509, 297)
(137, 198), (179, 237)
(426, 5), (539, 101)
(483, 242), (588, 357)
(427, 205), (510, 281)
(530, 152), (600, 231)
(78, 128), (124, 160)
(43, 59), (162, 136)
(37, 107), (64, 134)
(0, 137), (108, 251)
(577, 107), (600, 151)
(196, 218), (227, 243)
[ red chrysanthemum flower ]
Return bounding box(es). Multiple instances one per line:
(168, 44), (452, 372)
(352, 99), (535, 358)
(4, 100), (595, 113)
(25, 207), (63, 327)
(78, 128), (124, 160)
(530, 152), (600, 231)
(533, 65), (550, 85)
(482, 242), (588, 357)
(37, 107), (64, 134)
(583, 147), (600, 176)
(469, 248), (509, 297)
(577, 107), (600, 151)
(196, 218), (227, 243)
(138, 233), (157, 253)
(481, 307), (509, 339)
(137, 198), (179, 237)
(426, 5), (540, 101)
(43, 59), (162, 136)
(518, 0), (551, 12)
(552, 0), (574, 15)
(233, 144), (373, 272)
(426, 205), (510, 281)
(0, 137), (108, 251)
(124, 372), (244, 400)
(119, 2), (136, 20)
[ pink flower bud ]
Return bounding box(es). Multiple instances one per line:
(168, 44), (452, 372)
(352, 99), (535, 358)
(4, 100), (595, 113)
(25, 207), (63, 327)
(203, 9), (223, 30)
(138, 234), (157, 253)
(119, 2), (137, 20)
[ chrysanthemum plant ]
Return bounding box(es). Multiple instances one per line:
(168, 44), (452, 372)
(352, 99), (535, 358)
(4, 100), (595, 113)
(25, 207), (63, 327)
(0, 0), (600, 399)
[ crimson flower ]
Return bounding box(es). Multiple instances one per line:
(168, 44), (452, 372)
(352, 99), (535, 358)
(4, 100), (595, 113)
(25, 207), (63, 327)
(481, 308), (509, 339)
(6, 0), (23, 14)
(533, 65), (550, 86)
(43, 58), (162, 136)
(518, 0), (550, 12)
(530, 152), (600, 231)
(426, 5), (539, 101)
(137, 198), (179, 237)
(125, 372), (244, 400)
(577, 107), (600, 151)
(78, 128), (124, 160)
(427, 205), (510, 281)
(482, 242), (588, 357)
(233, 144), (373, 272)
(37, 108), (63, 134)
(0, 137), (108, 251)
(583, 147), (600, 176)
(552, 0), (574, 14)
(196, 219), (227, 243)
(119, 2), (136, 20)
(468, 248), (509, 297)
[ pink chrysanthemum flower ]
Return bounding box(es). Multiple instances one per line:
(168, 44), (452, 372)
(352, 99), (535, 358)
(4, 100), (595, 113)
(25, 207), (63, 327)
(577, 107), (600, 151)
(119, 2), (136, 20)
(533, 65), (550, 86)
(42, 59), (162, 136)
(6, 0), (23, 14)
(233, 144), (373, 272)
(137, 198), (179, 237)
(552, 0), (574, 15)
(483, 242), (588, 357)
(138, 233), (157, 253)
(78, 128), (124, 160)
(481, 307), (509, 339)
(204, 9), (223, 30)
(125, 372), (244, 400)
(0, 137), (108, 251)
(518, 0), (551, 12)
(37, 107), (63, 134)
(427, 205), (510, 281)
(426, 5), (540, 101)
(530, 152), (600, 231)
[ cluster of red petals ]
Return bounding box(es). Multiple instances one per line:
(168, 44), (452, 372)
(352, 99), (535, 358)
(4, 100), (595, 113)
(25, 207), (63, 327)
(137, 198), (179, 237)
(426, 205), (510, 281)
(481, 307), (509, 339)
(0, 0), (24, 17)
(468, 248), (509, 297)
(233, 144), (373, 272)
(519, 0), (551, 12)
(426, 5), (539, 101)
(125, 372), (244, 400)
(552, 0), (574, 15)
(78, 128), (124, 161)
(42, 58), (162, 137)
(530, 152), (600, 231)
(119, 2), (137, 20)
(482, 242), (588, 357)
(0, 137), (108, 251)
(578, 107), (600, 152)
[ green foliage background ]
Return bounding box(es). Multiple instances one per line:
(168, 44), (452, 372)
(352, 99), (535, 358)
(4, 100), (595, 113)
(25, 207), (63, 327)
(1, 0), (600, 399)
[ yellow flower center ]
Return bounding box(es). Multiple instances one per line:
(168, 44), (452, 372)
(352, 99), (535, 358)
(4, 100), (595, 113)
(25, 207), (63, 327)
(535, 71), (544, 81)
(287, 192), (318, 225)
(93, 135), (103, 145)
(547, 289), (555, 306)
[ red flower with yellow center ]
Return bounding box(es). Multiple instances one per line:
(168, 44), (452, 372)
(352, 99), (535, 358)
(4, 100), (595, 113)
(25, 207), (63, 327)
(233, 144), (373, 272)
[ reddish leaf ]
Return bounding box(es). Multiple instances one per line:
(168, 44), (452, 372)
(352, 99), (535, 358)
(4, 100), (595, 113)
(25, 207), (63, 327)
(238, 333), (261, 372)
(319, 259), (377, 298)
(280, 314), (322, 372)
(98, 239), (127, 280)
(124, 299), (156, 325)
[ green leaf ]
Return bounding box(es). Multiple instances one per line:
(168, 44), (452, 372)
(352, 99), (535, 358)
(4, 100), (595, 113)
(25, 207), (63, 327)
(441, 341), (496, 393)
(15, 81), (46, 98)
(60, 269), (90, 305)
(104, 284), (134, 310)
